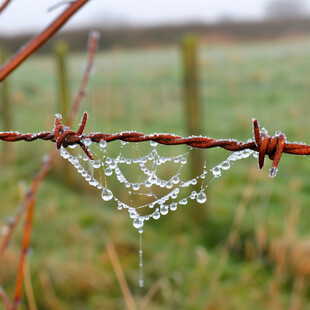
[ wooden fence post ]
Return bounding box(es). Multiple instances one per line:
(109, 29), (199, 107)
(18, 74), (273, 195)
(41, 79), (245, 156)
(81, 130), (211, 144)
(53, 40), (70, 122)
(53, 40), (74, 184)
(181, 34), (206, 224)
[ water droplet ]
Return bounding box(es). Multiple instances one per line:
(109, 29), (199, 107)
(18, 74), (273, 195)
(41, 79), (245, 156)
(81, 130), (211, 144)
(92, 160), (101, 169)
(196, 191), (207, 204)
(171, 175), (179, 184)
(220, 161), (230, 171)
(149, 174), (157, 184)
(83, 138), (92, 147)
(105, 168), (113, 176)
(179, 199), (187, 205)
(160, 204), (169, 215)
(132, 183), (140, 191)
(101, 188), (113, 201)
(211, 166), (221, 177)
(152, 209), (160, 220)
(89, 177), (98, 187)
(180, 157), (187, 164)
(150, 141), (158, 147)
(190, 191), (197, 199)
(68, 144), (77, 149)
(133, 217), (144, 229)
(170, 202), (177, 211)
(173, 157), (180, 163)
(99, 140), (107, 148)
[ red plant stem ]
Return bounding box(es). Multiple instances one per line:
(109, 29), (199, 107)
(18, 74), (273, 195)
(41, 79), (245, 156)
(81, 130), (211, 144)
(11, 197), (36, 310)
(0, 0), (11, 14)
(0, 286), (11, 310)
(0, 32), (99, 309)
(0, 0), (89, 82)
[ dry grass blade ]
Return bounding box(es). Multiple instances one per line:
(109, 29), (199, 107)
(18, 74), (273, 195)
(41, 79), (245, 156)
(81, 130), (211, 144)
(24, 257), (38, 310)
(0, 286), (11, 310)
(106, 240), (137, 310)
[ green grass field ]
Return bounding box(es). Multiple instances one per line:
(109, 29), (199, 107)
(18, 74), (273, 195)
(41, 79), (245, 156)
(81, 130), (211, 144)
(1, 37), (310, 309)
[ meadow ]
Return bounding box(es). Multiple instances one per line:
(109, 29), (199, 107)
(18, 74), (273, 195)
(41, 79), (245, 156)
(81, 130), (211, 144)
(1, 36), (310, 309)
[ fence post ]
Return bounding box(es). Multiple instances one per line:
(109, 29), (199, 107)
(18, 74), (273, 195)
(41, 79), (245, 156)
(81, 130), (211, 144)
(53, 40), (70, 122)
(181, 34), (206, 224)
(0, 47), (12, 162)
(53, 40), (74, 184)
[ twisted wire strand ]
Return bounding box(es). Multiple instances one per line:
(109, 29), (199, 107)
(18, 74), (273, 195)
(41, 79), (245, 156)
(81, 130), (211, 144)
(1, 112), (310, 177)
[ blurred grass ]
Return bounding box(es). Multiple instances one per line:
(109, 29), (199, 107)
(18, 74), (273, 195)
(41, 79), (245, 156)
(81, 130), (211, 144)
(1, 37), (310, 309)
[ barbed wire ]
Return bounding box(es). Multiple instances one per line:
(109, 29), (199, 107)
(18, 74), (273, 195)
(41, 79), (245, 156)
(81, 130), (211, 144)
(1, 111), (310, 178)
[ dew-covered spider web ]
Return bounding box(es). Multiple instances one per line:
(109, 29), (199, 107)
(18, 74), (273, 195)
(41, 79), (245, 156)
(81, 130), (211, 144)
(59, 132), (257, 287)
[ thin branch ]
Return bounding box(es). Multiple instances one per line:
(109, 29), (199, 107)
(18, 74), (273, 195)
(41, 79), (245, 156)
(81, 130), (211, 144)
(0, 0), (89, 82)
(0, 31), (99, 310)
(0, 0), (11, 14)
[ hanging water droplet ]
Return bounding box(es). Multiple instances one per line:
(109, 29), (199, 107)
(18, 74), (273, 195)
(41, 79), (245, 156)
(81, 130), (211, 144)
(126, 159), (132, 165)
(179, 199), (187, 205)
(99, 140), (107, 148)
(190, 191), (197, 199)
(180, 157), (187, 165)
(172, 175), (179, 184)
(170, 202), (177, 211)
(166, 181), (173, 189)
(83, 138), (92, 147)
(132, 183), (140, 191)
(105, 168), (113, 176)
(101, 188), (113, 201)
(152, 209), (160, 220)
(220, 161), (230, 171)
(133, 217), (144, 229)
(89, 177), (98, 187)
(196, 191), (207, 204)
(68, 144), (77, 149)
(149, 174), (157, 184)
(211, 166), (221, 177)
(150, 141), (158, 147)
(160, 204), (169, 215)
(121, 140), (127, 146)
(92, 160), (101, 169)
(145, 180), (152, 188)
(173, 157), (180, 163)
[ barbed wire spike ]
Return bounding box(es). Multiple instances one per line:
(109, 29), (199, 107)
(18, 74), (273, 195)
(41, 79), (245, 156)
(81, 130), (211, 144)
(1, 113), (310, 178)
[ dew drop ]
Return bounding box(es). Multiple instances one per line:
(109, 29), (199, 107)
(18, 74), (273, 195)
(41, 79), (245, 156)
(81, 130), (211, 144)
(196, 191), (207, 204)
(180, 157), (187, 165)
(152, 209), (161, 220)
(92, 160), (101, 169)
(172, 175), (180, 184)
(170, 202), (178, 211)
(220, 161), (230, 171)
(99, 140), (107, 148)
(211, 166), (221, 177)
(133, 217), (144, 229)
(105, 168), (113, 176)
(150, 141), (158, 147)
(160, 204), (169, 215)
(179, 199), (187, 205)
(132, 183), (140, 191)
(101, 188), (113, 201)
(83, 138), (92, 147)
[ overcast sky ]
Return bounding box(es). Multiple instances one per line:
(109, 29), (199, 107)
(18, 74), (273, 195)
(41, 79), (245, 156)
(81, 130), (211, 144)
(0, 0), (309, 35)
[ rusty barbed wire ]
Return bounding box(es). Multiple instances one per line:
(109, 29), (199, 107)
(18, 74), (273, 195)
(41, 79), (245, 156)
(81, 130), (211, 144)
(1, 111), (310, 178)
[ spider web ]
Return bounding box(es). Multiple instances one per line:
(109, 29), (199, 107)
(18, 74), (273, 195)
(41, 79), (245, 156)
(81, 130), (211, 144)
(59, 137), (256, 229)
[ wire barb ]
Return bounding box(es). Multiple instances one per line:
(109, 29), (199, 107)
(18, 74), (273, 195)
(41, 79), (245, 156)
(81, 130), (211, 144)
(1, 114), (310, 178)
